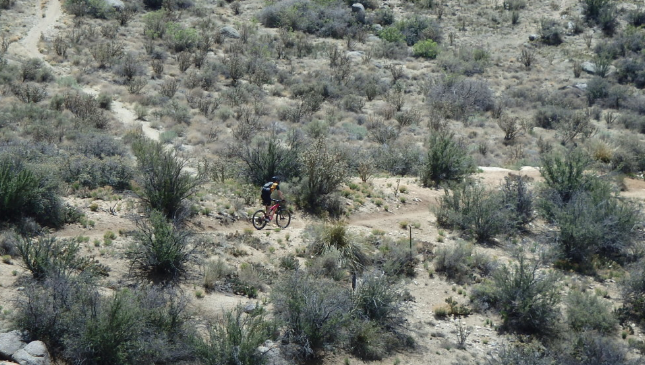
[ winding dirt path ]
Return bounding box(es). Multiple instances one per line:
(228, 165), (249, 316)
(8, 0), (62, 59)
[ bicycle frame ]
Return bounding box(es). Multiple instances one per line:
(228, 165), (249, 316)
(267, 200), (282, 217)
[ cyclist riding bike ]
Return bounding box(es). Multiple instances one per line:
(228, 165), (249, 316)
(261, 176), (284, 221)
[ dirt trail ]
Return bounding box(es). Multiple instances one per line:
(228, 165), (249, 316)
(8, 0), (62, 59)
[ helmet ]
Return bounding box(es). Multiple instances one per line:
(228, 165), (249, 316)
(272, 176), (281, 182)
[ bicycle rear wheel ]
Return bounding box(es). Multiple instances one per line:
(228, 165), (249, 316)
(275, 209), (291, 228)
(252, 210), (267, 230)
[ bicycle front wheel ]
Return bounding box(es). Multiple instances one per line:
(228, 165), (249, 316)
(275, 209), (291, 228)
(252, 210), (267, 230)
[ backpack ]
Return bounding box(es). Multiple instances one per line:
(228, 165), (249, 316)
(261, 181), (275, 197)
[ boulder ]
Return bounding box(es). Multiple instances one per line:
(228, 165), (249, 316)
(581, 61), (596, 74)
(0, 331), (25, 359)
(104, 0), (124, 9)
(351, 3), (365, 12)
(243, 302), (257, 313)
(528, 34), (539, 41)
(220, 26), (240, 39)
(12, 341), (50, 365)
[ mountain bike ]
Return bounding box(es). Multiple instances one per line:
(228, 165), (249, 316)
(252, 199), (291, 230)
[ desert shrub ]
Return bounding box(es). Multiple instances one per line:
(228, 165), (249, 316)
(436, 183), (511, 242)
(420, 131), (476, 187)
(610, 134), (645, 174)
(616, 57), (645, 89)
(131, 137), (202, 218)
(347, 320), (386, 360)
(353, 272), (403, 324)
(143, 10), (167, 38)
(17, 235), (106, 280)
(0, 160), (64, 227)
(539, 18), (563, 45)
(72, 133), (126, 158)
(374, 240), (419, 278)
(500, 174), (534, 229)
(164, 23), (198, 52)
(584, 0), (618, 35)
(308, 223), (368, 277)
(20, 58), (54, 83)
(395, 15), (441, 45)
(374, 39), (409, 59)
(113, 53), (145, 82)
(16, 277), (191, 363)
(438, 47), (489, 76)
(628, 8), (645, 27)
(539, 149), (592, 208)
(64, 0), (110, 17)
(620, 262), (645, 321)
(63, 91), (110, 129)
(486, 341), (554, 365)
(61, 155), (133, 190)
(412, 39), (439, 58)
(565, 289), (617, 334)
(586, 76), (611, 105)
(556, 332), (636, 365)
(233, 137), (302, 185)
(372, 142), (423, 176)
(428, 76), (494, 120)
(0, 0), (15, 9)
(553, 186), (638, 264)
(434, 241), (496, 284)
(258, 0), (356, 39)
(533, 105), (575, 129)
(271, 272), (352, 357)
(379, 26), (404, 43)
(371, 8), (395, 25)
(293, 137), (349, 214)
(471, 256), (561, 336)
(192, 305), (276, 365)
(126, 210), (193, 281)
(9, 82), (48, 103)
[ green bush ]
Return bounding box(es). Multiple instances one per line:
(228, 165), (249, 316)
(271, 272), (352, 357)
(434, 241), (496, 284)
(192, 305), (276, 365)
(395, 15), (441, 46)
(17, 235), (106, 280)
(539, 18), (563, 45)
(308, 223), (368, 275)
(471, 256), (561, 336)
(428, 76), (494, 120)
(16, 278), (191, 363)
(438, 47), (489, 76)
(553, 187), (638, 265)
(353, 272), (402, 324)
(420, 131), (476, 187)
(620, 263), (645, 321)
(64, 0), (110, 18)
(539, 149), (592, 210)
(233, 137), (302, 185)
(164, 23), (198, 52)
(294, 138), (349, 215)
(62, 155), (133, 190)
(126, 210), (193, 280)
(565, 289), (617, 334)
(348, 320), (386, 360)
(131, 137), (202, 218)
(0, 160), (64, 228)
(412, 39), (439, 58)
(436, 183), (511, 242)
(379, 27), (405, 43)
(500, 175), (534, 229)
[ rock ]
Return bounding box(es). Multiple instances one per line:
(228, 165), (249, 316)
(0, 331), (25, 359)
(12, 341), (50, 365)
(257, 341), (290, 365)
(351, 3), (365, 12)
(573, 83), (587, 90)
(243, 302), (257, 313)
(104, 0), (124, 9)
(220, 26), (240, 39)
(346, 51), (364, 60)
(528, 34), (539, 41)
(372, 24), (383, 32)
(1, 361), (20, 365)
(581, 61), (596, 74)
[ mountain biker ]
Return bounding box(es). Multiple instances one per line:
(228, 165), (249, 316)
(261, 176), (284, 221)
